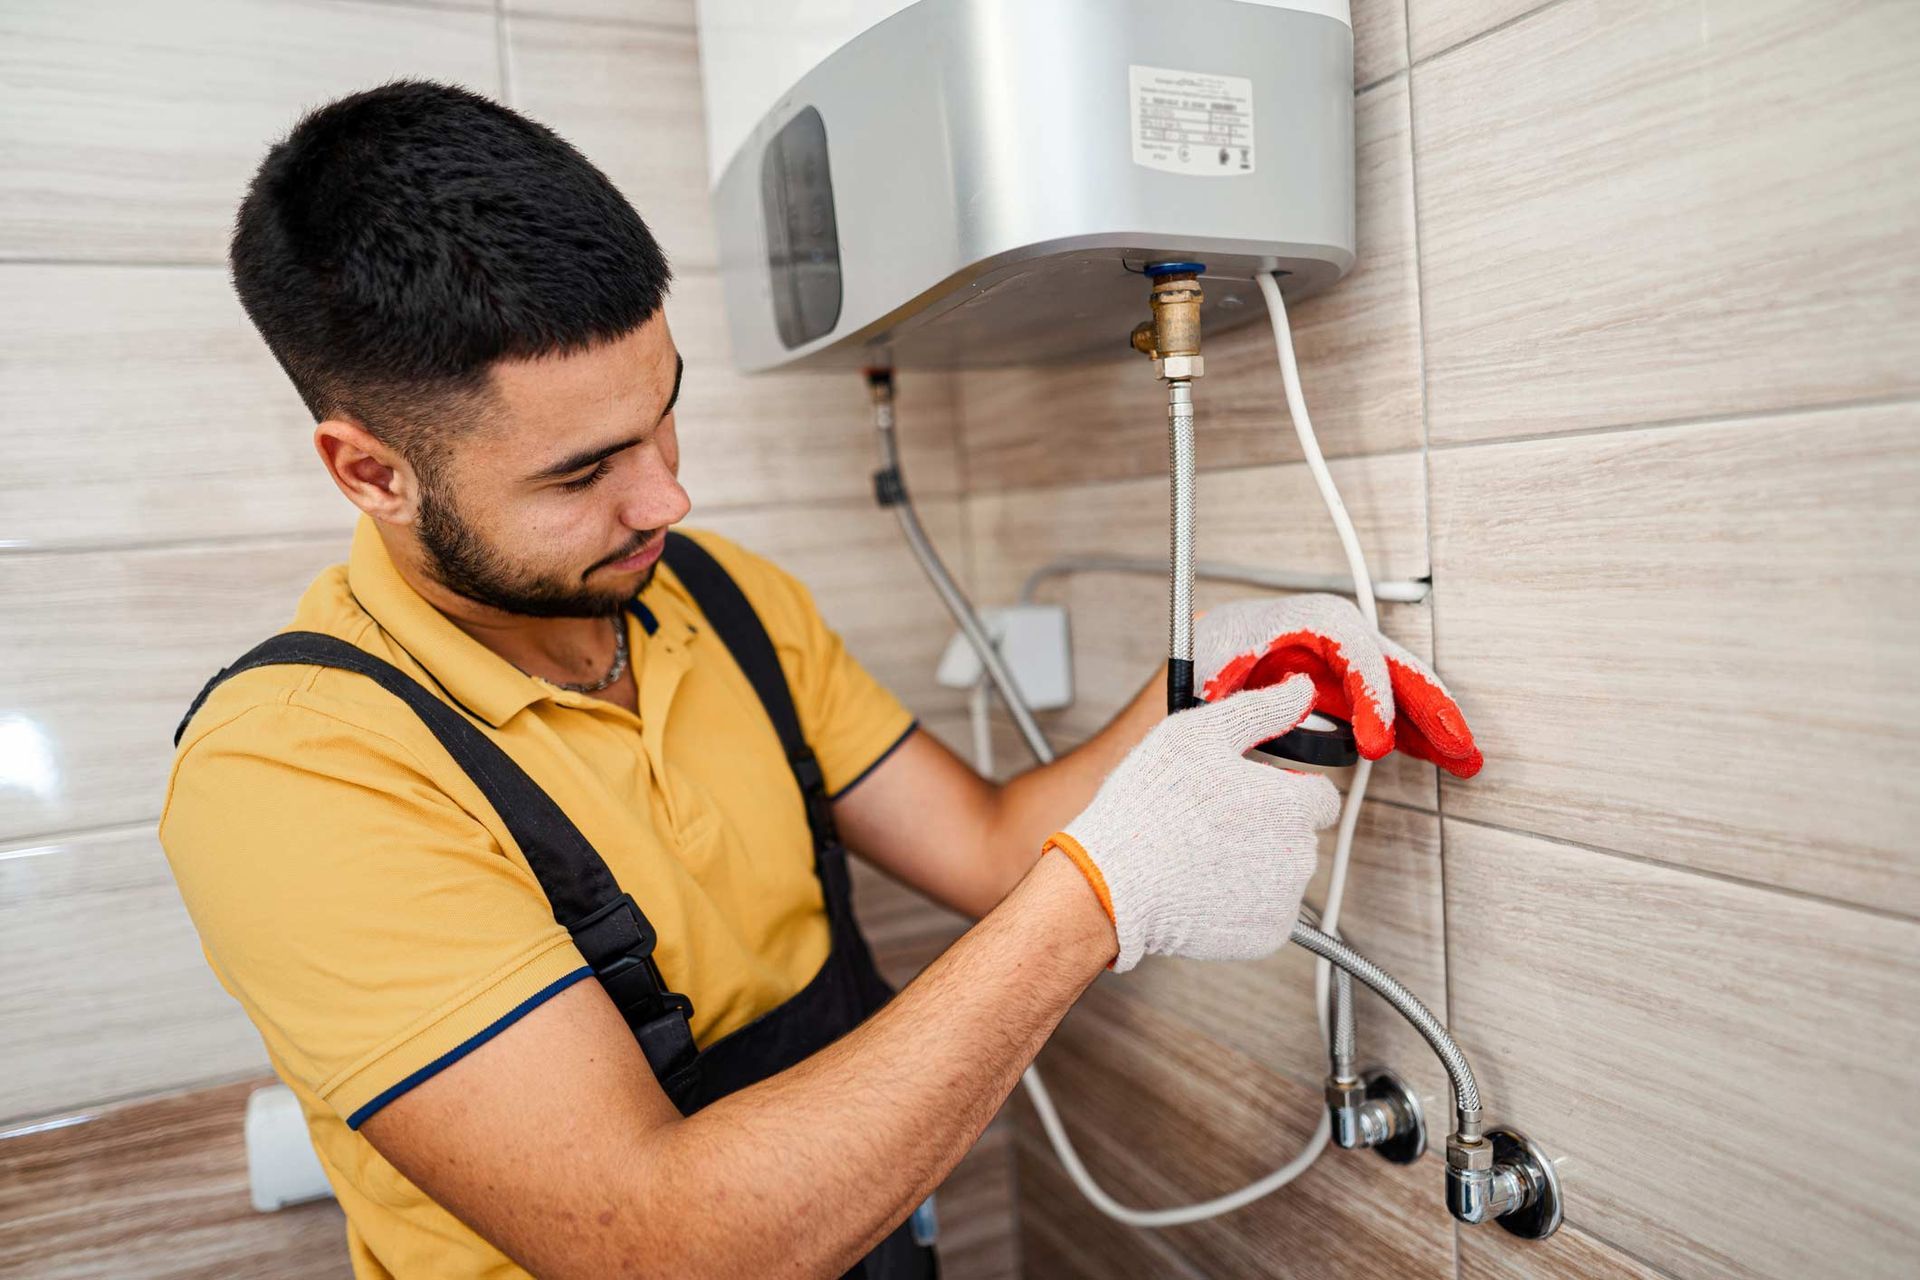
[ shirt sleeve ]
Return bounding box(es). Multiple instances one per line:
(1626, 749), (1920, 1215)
(159, 700), (589, 1129)
(682, 530), (917, 798)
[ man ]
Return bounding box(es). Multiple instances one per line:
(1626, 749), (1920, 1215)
(162, 82), (1481, 1280)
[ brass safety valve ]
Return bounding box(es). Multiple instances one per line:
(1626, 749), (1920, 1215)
(1130, 263), (1206, 382)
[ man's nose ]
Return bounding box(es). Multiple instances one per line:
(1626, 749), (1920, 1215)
(621, 447), (692, 530)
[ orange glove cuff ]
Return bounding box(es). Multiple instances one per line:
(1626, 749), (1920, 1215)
(1042, 832), (1118, 971)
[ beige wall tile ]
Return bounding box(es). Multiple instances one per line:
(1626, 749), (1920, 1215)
(956, 78), (1422, 491)
(0, 507), (958, 940)
(0, 829), (267, 1123)
(1016, 1132), (1211, 1280)
(1015, 982), (1455, 1279)
(969, 450), (1432, 598)
(690, 497), (969, 721)
(669, 273), (962, 510)
(1405, 0), (1544, 63)
(0, 0), (499, 264)
(1445, 819), (1920, 1279)
(0, 265), (349, 550)
(0, 259), (960, 549)
(0, 1078), (350, 1280)
(1413, 0), (1920, 444)
(1352, 0), (1410, 87)
(0, 537), (345, 840)
(1429, 405), (1920, 915)
(1458, 1219), (1666, 1280)
(506, 13), (716, 269)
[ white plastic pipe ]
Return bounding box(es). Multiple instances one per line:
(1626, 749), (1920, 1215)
(1257, 271), (1376, 1093)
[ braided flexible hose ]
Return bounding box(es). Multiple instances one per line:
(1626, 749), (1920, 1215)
(1167, 381), (1197, 708)
(1330, 964), (1356, 1078)
(1289, 920), (1481, 1120)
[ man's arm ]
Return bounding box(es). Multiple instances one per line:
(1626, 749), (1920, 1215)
(832, 664), (1168, 919)
(361, 679), (1333, 1279)
(361, 849), (1114, 1280)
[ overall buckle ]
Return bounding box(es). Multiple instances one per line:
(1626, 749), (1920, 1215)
(570, 895), (698, 1076)
(789, 749), (838, 846)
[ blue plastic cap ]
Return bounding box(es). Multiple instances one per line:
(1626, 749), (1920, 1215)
(1143, 260), (1206, 278)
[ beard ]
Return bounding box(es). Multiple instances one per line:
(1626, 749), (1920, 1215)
(416, 477), (655, 619)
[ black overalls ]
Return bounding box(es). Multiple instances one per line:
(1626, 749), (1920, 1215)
(175, 532), (938, 1280)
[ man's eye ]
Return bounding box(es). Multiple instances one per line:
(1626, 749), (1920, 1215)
(560, 459), (613, 492)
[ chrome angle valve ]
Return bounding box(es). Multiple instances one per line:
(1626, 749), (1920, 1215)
(1321, 1068), (1562, 1238)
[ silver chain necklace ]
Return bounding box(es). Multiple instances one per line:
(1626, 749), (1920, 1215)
(524, 615), (630, 694)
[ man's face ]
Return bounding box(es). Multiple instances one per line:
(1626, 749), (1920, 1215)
(414, 310), (693, 618)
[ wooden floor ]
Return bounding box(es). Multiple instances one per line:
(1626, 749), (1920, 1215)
(0, 856), (1016, 1280)
(0, 1079), (350, 1280)
(0, 1079), (1019, 1280)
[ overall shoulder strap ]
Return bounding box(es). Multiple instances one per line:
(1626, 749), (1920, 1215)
(661, 532), (836, 845)
(173, 631), (698, 1080)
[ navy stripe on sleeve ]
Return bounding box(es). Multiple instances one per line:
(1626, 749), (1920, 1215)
(829, 720), (920, 801)
(345, 964), (595, 1130)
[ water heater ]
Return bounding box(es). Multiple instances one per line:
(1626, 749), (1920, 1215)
(698, 0), (1355, 371)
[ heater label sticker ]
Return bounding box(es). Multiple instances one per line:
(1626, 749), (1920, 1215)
(1129, 65), (1255, 176)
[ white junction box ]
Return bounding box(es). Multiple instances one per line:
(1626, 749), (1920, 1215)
(935, 605), (1074, 711)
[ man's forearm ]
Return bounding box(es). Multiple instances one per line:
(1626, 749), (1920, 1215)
(630, 848), (1115, 1277)
(978, 663), (1168, 893)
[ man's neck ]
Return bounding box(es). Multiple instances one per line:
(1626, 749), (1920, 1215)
(381, 525), (629, 694)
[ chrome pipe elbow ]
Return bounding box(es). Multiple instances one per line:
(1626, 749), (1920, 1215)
(1446, 1128), (1564, 1239)
(1324, 1067), (1425, 1164)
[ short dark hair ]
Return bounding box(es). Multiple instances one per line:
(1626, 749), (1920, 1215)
(230, 80), (671, 458)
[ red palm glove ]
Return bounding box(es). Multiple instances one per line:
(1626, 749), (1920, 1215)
(1193, 595), (1482, 778)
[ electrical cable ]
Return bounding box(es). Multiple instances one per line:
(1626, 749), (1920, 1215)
(1255, 270), (1377, 1078)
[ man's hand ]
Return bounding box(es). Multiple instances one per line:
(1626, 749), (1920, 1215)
(1195, 594), (1483, 778)
(1043, 675), (1342, 972)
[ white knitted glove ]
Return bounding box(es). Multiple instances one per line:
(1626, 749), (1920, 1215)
(1043, 675), (1342, 973)
(1194, 594), (1483, 779)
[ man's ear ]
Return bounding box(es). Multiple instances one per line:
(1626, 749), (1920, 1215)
(314, 418), (422, 524)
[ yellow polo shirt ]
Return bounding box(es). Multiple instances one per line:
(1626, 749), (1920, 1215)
(159, 518), (916, 1280)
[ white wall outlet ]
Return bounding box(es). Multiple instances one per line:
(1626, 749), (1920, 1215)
(934, 605), (1073, 711)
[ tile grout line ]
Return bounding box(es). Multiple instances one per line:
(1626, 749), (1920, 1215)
(965, 442), (1435, 503)
(960, 386), (1920, 507)
(0, 818), (164, 858)
(1425, 390), (1920, 453)
(1355, 68), (1409, 97)
(1398, 25), (1467, 1280)
(0, 258), (736, 277)
(1407, 0), (1579, 71)
(1575, 1225), (1690, 1280)
(0, 529), (349, 556)
(1445, 811), (1920, 929)
(0, 1067), (276, 1139)
(495, 7), (694, 38)
(0, 257), (225, 271)
(0, 490), (976, 559)
(492, 0), (515, 106)
(0, 529), (353, 559)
